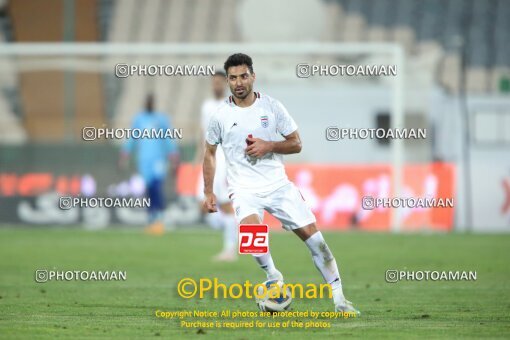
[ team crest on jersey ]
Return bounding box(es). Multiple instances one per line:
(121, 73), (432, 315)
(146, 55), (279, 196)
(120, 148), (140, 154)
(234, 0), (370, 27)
(260, 115), (269, 128)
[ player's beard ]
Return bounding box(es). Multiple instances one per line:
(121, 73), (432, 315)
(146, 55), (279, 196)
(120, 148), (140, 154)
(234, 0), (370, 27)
(231, 84), (252, 100)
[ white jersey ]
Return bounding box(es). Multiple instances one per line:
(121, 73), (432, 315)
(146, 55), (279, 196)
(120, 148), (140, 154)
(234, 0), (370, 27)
(205, 92), (298, 196)
(201, 98), (226, 164)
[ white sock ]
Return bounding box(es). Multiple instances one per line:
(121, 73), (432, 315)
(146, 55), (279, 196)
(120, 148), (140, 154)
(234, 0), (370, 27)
(304, 232), (345, 305)
(205, 212), (223, 230)
(222, 214), (237, 253)
(252, 252), (278, 278)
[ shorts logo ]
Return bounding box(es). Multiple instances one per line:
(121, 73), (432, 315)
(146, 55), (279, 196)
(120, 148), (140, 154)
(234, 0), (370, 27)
(235, 206), (240, 216)
(260, 115), (269, 128)
(238, 224), (269, 254)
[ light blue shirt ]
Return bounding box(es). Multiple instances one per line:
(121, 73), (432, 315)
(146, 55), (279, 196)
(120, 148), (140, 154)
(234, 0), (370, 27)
(122, 111), (178, 183)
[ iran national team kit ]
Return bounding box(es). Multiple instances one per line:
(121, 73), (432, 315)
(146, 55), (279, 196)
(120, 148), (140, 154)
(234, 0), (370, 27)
(206, 92), (316, 229)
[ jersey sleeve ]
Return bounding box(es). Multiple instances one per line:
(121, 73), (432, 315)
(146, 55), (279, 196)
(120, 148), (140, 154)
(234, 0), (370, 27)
(274, 100), (298, 136)
(205, 113), (222, 145)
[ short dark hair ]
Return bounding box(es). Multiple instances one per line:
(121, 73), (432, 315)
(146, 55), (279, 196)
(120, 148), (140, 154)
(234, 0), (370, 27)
(214, 70), (226, 77)
(224, 53), (254, 74)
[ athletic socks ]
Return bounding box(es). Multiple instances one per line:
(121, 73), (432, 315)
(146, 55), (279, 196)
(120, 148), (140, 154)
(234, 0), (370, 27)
(252, 252), (280, 279)
(149, 211), (163, 224)
(304, 231), (346, 305)
(205, 212), (224, 230)
(222, 214), (237, 252)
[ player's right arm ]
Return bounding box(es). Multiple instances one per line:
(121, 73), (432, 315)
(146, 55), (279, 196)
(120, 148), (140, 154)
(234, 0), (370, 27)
(203, 142), (217, 213)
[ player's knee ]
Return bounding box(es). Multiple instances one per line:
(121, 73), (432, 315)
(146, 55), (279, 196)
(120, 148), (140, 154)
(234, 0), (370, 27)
(240, 214), (261, 224)
(295, 224), (318, 242)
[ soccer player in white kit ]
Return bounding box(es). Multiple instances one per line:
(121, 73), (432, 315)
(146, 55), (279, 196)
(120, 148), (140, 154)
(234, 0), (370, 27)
(196, 71), (237, 261)
(202, 53), (360, 314)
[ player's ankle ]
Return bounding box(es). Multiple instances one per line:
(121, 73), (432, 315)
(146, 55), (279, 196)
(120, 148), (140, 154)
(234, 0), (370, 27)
(267, 269), (283, 281)
(332, 286), (346, 306)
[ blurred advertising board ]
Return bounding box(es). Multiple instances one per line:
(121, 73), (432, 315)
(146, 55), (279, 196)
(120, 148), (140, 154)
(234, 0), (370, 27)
(178, 162), (456, 231)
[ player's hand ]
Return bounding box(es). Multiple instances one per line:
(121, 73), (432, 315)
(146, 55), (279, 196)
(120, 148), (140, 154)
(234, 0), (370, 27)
(203, 192), (218, 213)
(246, 137), (273, 158)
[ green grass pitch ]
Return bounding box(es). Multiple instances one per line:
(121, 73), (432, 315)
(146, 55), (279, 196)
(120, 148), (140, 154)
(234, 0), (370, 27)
(0, 227), (509, 339)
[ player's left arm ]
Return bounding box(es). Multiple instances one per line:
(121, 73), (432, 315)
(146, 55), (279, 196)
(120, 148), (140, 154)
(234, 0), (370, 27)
(246, 130), (301, 158)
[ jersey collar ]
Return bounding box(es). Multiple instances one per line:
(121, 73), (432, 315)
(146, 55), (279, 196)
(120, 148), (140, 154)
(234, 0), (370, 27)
(228, 92), (260, 107)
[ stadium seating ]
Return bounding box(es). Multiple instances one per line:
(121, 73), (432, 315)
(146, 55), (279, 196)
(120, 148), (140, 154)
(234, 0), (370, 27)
(329, 0), (510, 94)
(0, 0), (508, 142)
(0, 0), (25, 143)
(5, 0), (104, 142)
(108, 0), (240, 139)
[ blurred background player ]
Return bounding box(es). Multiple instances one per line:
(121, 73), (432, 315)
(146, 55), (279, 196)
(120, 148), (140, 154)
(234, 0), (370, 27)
(119, 94), (179, 235)
(195, 71), (237, 261)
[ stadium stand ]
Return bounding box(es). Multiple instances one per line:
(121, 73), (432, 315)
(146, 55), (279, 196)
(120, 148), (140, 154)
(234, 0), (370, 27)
(0, 0), (508, 142)
(326, 0), (510, 94)
(110, 0), (239, 138)
(0, 0), (25, 143)
(6, 0), (104, 142)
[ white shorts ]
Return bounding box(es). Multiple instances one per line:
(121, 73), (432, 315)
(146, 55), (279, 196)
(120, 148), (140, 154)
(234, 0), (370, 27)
(231, 183), (316, 231)
(197, 147), (230, 204)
